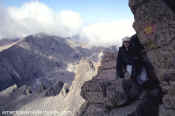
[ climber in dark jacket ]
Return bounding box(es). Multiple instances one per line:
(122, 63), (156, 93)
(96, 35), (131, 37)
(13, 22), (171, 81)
(116, 35), (144, 80)
(116, 37), (133, 78)
(117, 34), (160, 86)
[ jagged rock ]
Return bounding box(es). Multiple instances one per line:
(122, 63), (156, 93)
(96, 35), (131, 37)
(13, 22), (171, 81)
(94, 51), (117, 80)
(81, 79), (126, 107)
(81, 79), (140, 107)
(45, 81), (64, 96)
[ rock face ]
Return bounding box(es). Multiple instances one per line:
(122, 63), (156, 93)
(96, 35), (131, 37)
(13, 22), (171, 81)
(129, 0), (175, 115)
(129, 0), (175, 80)
(94, 51), (117, 80)
(81, 79), (128, 107)
(77, 79), (141, 116)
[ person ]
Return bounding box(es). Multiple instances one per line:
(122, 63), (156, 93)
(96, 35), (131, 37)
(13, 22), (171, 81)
(116, 37), (133, 79)
(116, 35), (146, 102)
(117, 34), (154, 85)
(120, 34), (163, 116)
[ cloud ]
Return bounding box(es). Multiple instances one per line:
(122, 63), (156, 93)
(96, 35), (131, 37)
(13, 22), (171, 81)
(1, 1), (83, 38)
(0, 5), (21, 38)
(81, 20), (135, 47)
(0, 1), (135, 47)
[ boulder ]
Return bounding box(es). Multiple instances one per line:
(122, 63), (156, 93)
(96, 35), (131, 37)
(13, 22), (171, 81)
(81, 79), (140, 107)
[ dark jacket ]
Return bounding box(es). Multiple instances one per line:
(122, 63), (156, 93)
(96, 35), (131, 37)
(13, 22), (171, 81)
(116, 34), (145, 79)
(116, 46), (133, 78)
(117, 34), (160, 88)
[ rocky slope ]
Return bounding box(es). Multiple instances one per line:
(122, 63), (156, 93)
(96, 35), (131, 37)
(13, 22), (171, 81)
(3, 59), (97, 116)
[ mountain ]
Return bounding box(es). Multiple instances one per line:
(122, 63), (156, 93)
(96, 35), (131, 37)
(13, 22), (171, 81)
(0, 33), (99, 92)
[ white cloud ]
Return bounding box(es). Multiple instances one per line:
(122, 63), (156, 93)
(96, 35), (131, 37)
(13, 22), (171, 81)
(0, 1), (135, 47)
(81, 20), (135, 47)
(1, 1), (83, 38)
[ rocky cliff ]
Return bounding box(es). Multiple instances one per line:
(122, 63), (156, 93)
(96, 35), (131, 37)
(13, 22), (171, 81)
(129, 0), (175, 115)
(94, 51), (117, 80)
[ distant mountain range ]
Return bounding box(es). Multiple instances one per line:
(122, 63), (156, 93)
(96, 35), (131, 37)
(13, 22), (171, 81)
(0, 33), (105, 92)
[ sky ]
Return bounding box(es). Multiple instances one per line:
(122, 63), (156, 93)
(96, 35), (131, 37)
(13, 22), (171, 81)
(0, 0), (135, 46)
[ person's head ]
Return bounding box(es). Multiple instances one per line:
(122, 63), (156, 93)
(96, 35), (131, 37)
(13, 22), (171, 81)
(122, 37), (130, 48)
